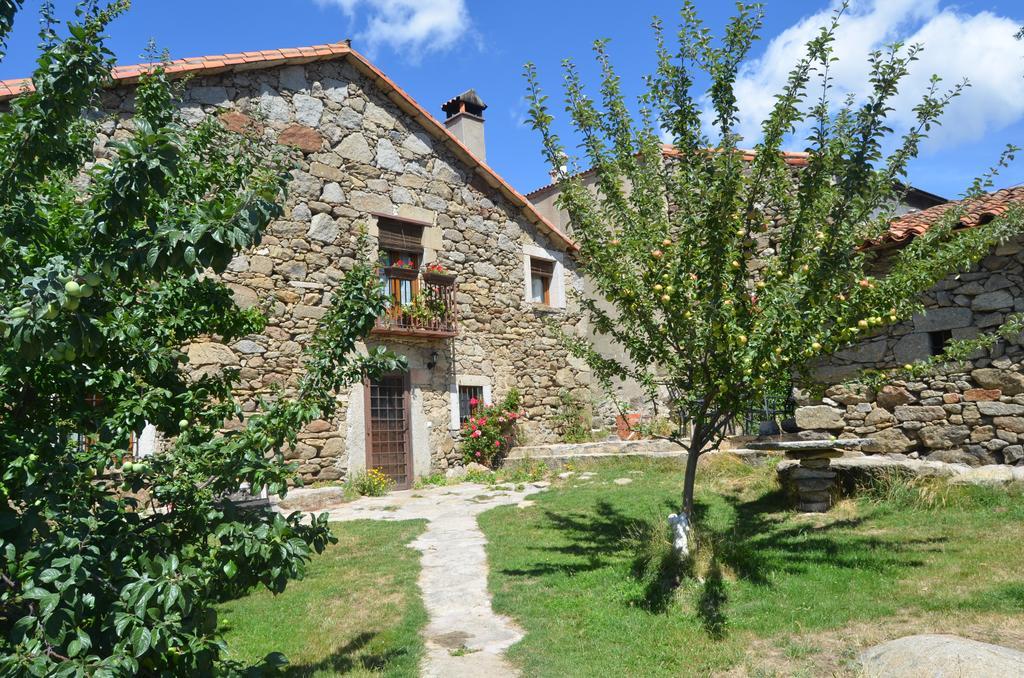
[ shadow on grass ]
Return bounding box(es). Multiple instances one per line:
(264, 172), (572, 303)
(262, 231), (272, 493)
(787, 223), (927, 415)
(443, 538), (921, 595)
(712, 489), (947, 586)
(498, 499), (652, 578)
(497, 484), (947, 636)
(283, 631), (409, 676)
(698, 559), (728, 640)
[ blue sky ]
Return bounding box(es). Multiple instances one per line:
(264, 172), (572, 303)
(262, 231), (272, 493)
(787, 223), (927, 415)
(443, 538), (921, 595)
(2, 0), (1024, 199)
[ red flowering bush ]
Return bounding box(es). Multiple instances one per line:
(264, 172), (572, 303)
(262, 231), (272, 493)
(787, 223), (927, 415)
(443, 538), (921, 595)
(425, 262), (448, 274)
(461, 390), (524, 467)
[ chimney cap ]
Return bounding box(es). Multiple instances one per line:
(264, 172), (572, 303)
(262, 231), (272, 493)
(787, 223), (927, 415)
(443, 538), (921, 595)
(442, 89), (487, 119)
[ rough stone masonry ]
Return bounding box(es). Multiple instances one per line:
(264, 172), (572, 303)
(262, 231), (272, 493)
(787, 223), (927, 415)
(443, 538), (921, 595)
(85, 51), (590, 483)
(795, 234), (1024, 467)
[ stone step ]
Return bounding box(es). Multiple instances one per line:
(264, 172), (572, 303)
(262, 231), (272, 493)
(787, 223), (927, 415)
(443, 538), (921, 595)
(506, 439), (686, 460)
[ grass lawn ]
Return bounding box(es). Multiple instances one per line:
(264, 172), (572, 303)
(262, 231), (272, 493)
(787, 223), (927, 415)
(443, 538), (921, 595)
(218, 520), (427, 677)
(479, 456), (1024, 677)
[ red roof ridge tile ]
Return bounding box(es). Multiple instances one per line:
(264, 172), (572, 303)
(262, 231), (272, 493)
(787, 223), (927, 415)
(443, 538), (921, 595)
(873, 184), (1024, 248)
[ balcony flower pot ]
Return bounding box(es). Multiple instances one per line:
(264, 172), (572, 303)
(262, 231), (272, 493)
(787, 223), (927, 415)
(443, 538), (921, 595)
(422, 270), (457, 286)
(615, 413), (643, 441)
(381, 265), (419, 281)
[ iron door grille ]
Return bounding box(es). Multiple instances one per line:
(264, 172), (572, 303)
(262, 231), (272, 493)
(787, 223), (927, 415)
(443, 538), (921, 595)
(367, 375), (412, 489)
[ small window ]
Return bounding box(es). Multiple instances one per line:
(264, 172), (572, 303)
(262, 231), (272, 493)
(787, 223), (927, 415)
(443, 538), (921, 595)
(458, 385), (484, 425)
(377, 218), (424, 306)
(929, 329), (953, 356)
(529, 258), (554, 305)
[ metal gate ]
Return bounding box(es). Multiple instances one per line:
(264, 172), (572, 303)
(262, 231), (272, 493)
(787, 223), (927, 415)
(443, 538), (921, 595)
(365, 374), (412, 489)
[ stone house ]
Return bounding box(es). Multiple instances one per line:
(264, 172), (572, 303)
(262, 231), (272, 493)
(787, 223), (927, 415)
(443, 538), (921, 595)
(0, 41), (589, 488)
(796, 186), (1024, 467)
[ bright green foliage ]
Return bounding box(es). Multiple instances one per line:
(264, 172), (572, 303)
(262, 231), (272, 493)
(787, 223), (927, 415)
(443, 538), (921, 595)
(460, 390), (524, 466)
(524, 1), (1024, 520)
(0, 3), (403, 675)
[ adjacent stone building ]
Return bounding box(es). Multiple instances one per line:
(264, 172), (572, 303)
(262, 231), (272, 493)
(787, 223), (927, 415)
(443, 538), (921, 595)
(529, 146), (1024, 469)
(796, 187), (1024, 466)
(0, 41), (589, 487)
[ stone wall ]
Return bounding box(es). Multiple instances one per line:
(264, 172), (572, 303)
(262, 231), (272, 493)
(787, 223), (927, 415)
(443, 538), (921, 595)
(812, 237), (1024, 383)
(794, 236), (1024, 467)
(91, 57), (588, 482)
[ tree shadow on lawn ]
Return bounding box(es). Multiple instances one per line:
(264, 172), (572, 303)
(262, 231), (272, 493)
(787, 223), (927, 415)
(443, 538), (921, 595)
(497, 499), (651, 578)
(711, 489), (948, 587)
(283, 631), (410, 676)
(497, 489), (949, 635)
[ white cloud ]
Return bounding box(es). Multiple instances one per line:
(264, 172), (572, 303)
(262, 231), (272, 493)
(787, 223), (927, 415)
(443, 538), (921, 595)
(717, 0), (1024, 151)
(317, 0), (471, 59)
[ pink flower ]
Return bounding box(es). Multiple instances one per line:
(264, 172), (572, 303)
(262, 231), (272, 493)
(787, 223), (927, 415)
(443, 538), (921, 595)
(479, 417), (487, 426)
(471, 430), (482, 438)
(475, 451), (481, 457)
(469, 397), (479, 407)
(494, 440), (501, 447)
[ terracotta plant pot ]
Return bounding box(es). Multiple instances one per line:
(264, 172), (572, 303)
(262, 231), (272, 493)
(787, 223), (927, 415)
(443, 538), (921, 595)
(615, 413), (643, 441)
(381, 265), (418, 280)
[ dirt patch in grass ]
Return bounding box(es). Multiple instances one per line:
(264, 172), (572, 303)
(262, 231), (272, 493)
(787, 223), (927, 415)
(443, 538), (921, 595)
(725, 611), (1024, 677)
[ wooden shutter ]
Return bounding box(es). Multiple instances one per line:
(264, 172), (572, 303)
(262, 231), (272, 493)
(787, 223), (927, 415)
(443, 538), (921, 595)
(530, 258), (555, 276)
(378, 218), (424, 252)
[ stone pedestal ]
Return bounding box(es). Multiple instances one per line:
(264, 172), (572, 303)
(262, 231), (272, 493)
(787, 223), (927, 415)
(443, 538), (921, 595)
(785, 450), (843, 512)
(746, 438), (873, 513)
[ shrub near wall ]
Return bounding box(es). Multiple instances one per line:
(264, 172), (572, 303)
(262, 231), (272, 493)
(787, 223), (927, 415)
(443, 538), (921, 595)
(460, 391), (524, 467)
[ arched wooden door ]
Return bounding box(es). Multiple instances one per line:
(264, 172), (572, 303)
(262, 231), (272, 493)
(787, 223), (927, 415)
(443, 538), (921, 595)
(365, 373), (413, 489)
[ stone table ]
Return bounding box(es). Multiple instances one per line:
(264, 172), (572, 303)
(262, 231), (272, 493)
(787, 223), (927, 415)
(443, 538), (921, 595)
(745, 438), (873, 512)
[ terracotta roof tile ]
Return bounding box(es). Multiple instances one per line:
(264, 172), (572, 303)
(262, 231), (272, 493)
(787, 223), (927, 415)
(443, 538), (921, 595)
(873, 185), (1024, 248)
(0, 41), (354, 100)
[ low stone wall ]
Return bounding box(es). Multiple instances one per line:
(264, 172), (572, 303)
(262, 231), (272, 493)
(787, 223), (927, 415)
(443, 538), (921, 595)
(794, 364), (1024, 466)
(777, 455), (1024, 500)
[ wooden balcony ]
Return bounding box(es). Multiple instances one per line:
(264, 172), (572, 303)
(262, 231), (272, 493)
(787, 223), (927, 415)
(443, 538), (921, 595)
(373, 271), (458, 338)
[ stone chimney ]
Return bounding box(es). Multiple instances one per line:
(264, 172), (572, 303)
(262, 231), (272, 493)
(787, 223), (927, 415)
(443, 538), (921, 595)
(441, 89), (487, 163)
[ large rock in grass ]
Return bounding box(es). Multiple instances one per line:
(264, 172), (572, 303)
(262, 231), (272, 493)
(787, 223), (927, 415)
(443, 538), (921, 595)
(859, 634), (1024, 677)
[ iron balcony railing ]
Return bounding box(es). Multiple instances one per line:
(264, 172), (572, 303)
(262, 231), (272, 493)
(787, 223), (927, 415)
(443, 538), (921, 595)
(373, 268), (458, 338)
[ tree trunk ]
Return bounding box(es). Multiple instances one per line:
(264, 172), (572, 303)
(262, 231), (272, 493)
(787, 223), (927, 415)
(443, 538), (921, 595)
(668, 430), (706, 560)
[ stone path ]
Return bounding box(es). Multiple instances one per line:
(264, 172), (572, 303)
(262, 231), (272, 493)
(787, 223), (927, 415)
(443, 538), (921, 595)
(307, 482), (548, 677)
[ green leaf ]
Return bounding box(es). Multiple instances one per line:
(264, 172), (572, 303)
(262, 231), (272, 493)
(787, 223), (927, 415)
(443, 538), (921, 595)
(38, 568), (61, 584)
(130, 626), (151, 657)
(223, 560), (238, 579)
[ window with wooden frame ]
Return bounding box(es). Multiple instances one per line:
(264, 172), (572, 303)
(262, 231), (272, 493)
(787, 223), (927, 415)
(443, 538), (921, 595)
(378, 218), (424, 305)
(458, 385), (485, 425)
(529, 257), (554, 305)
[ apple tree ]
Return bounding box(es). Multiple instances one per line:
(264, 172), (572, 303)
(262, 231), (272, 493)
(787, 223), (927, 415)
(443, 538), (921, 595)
(0, 2), (402, 674)
(525, 0), (1024, 555)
